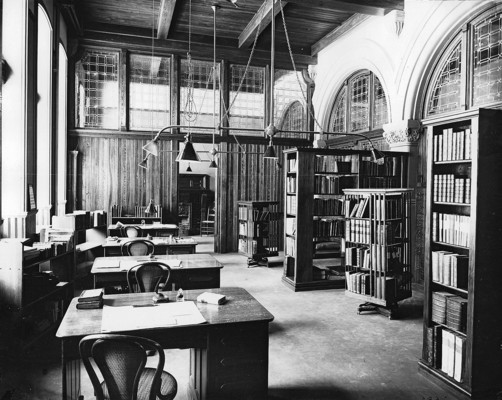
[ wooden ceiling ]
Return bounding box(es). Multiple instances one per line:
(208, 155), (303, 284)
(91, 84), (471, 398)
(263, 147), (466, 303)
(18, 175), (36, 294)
(65, 0), (404, 69)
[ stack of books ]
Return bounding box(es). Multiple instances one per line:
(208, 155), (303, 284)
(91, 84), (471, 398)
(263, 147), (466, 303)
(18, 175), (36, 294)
(76, 288), (104, 309)
(446, 296), (468, 333)
(431, 291), (455, 324)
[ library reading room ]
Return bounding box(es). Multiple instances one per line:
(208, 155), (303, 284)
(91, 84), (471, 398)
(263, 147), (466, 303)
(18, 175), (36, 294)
(1, 0), (502, 399)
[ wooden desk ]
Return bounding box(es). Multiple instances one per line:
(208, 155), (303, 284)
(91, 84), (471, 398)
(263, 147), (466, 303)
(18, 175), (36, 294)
(102, 237), (197, 256)
(91, 253), (222, 290)
(108, 223), (179, 237)
(56, 287), (274, 400)
(111, 216), (161, 225)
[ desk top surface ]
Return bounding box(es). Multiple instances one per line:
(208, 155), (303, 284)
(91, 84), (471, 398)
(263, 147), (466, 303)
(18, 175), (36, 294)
(92, 253), (223, 273)
(102, 237), (197, 248)
(56, 287), (274, 338)
(108, 223), (178, 230)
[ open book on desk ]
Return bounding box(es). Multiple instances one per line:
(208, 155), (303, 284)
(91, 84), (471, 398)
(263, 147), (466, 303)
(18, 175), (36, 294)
(101, 301), (206, 332)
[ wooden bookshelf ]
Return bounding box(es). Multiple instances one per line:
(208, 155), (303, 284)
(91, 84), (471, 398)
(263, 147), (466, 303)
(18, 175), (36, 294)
(238, 201), (280, 266)
(282, 148), (408, 292)
(419, 108), (502, 398)
(343, 188), (413, 318)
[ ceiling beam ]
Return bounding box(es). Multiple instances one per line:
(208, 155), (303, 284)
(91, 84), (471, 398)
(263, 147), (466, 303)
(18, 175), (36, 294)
(157, 0), (177, 39)
(238, 0), (288, 49)
(285, 0), (403, 15)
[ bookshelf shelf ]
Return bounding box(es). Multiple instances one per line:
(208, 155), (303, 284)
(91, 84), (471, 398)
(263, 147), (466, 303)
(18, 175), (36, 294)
(419, 109), (502, 398)
(238, 201), (280, 266)
(282, 148), (408, 292)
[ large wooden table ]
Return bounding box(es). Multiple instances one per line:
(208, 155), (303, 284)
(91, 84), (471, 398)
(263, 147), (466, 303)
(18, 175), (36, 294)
(91, 253), (222, 290)
(56, 287), (274, 400)
(108, 223), (179, 237)
(102, 237), (198, 256)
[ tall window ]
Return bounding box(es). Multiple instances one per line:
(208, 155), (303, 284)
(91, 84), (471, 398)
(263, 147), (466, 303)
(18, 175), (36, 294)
(328, 71), (389, 136)
(57, 43), (68, 216)
(229, 65), (265, 136)
(36, 5), (52, 226)
(129, 54), (170, 130)
(425, 7), (502, 117)
(180, 58), (219, 132)
(75, 50), (119, 129)
(274, 69), (308, 139)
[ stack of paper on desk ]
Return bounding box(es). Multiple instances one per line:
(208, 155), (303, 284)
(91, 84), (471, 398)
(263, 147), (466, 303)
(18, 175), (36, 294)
(101, 301), (206, 332)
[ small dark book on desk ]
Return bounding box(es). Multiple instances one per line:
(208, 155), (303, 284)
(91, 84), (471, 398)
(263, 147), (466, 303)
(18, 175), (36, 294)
(77, 288), (104, 309)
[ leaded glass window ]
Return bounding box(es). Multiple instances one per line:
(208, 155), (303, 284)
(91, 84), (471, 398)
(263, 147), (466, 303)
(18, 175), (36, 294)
(350, 74), (369, 132)
(229, 65), (265, 136)
(473, 12), (502, 105)
(129, 54), (170, 130)
(180, 58), (220, 132)
(328, 71), (387, 135)
(373, 76), (388, 128)
(75, 50), (119, 129)
(274, 69), (308, 139)
(426, 43), (462, 116)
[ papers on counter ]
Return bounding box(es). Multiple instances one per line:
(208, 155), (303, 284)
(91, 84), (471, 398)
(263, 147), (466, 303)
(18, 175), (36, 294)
(101, 301), (206, 332)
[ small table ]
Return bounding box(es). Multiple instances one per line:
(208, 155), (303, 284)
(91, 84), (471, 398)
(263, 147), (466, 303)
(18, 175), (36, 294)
(56, 287), (274, 400)
(102, 237), (197, 256)
(91, 253), (222, 290)
(108, 223), (179, 237)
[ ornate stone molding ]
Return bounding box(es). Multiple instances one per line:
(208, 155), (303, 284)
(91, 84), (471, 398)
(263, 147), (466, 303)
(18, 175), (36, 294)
(387, 10), (405, 37)
(383, 119), (423, 150)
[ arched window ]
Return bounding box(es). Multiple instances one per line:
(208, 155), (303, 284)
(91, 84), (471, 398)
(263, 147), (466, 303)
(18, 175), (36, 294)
(280, 101), (305, 133)
(425, 6), (502, 117)
(328, 70), (389, 135)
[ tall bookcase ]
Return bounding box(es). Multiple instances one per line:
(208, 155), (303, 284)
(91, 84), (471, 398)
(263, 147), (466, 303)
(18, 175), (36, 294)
(283, 148), (407, 291)
(419, 109), (502, 398)
(238, 201), (280, 266)
(343, 188), (413, 318)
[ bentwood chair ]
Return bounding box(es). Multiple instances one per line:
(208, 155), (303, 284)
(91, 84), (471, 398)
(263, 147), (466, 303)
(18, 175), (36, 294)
(126, 262), (172, 293)
(124, 226), (142, 238)
(79, 334), (177, 400)
(121, 240), (155, 257)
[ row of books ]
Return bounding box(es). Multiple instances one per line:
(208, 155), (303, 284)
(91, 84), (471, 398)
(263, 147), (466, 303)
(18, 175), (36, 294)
(346, 244), (403, 272)
(285, 236), (296, 257)
(238, 207), (277, 222)
(286, 196), (297, 215)
(345, 219), (371, 244)
(360, 158), (401, 177)
(314, 158), (352, 174)
(285, 218), (296, 236)
(432, 212), (470, 247)
(425, 325), (465, 383)
(312, 265), (343, 281)
(314, 175), (354, 195)
(346, 271), (397, 300)
(287, 157), (297, 173)
(433, 127), (471, 162)
(286, 176), (296, 193)
(313, 218), (344, 238)
(313, 197), (345, 216)
(432, 291), (468, 332)
(433, 174), (471, 204)
(238, 222), (248, 236)
(431, 250), (468, 289)
(345, 197), (370, 218)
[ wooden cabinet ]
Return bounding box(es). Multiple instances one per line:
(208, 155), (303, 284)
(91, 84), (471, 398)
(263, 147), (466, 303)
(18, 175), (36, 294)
(343, 188), (413, 318)
(0, 238), (74, 351)
(282, 148), (407, 291)
(419, 109), (502, 398)
(238, 201), (280, 265)
(178, 174), (214, 235)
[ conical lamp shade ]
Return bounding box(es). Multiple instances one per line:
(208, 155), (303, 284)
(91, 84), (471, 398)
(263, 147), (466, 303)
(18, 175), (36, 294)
(209, 159), (218, 168)
(263, 144), (277, 159)
(176, 140), (201, 162)
(145, 199), (157, 214)
(143, 139), (159, 156)
(138, 157), (149, 169)
(370, 147), (385, 165)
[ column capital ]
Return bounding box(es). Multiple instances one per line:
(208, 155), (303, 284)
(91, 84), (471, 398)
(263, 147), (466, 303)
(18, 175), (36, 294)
(383, 119), (423, 151)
